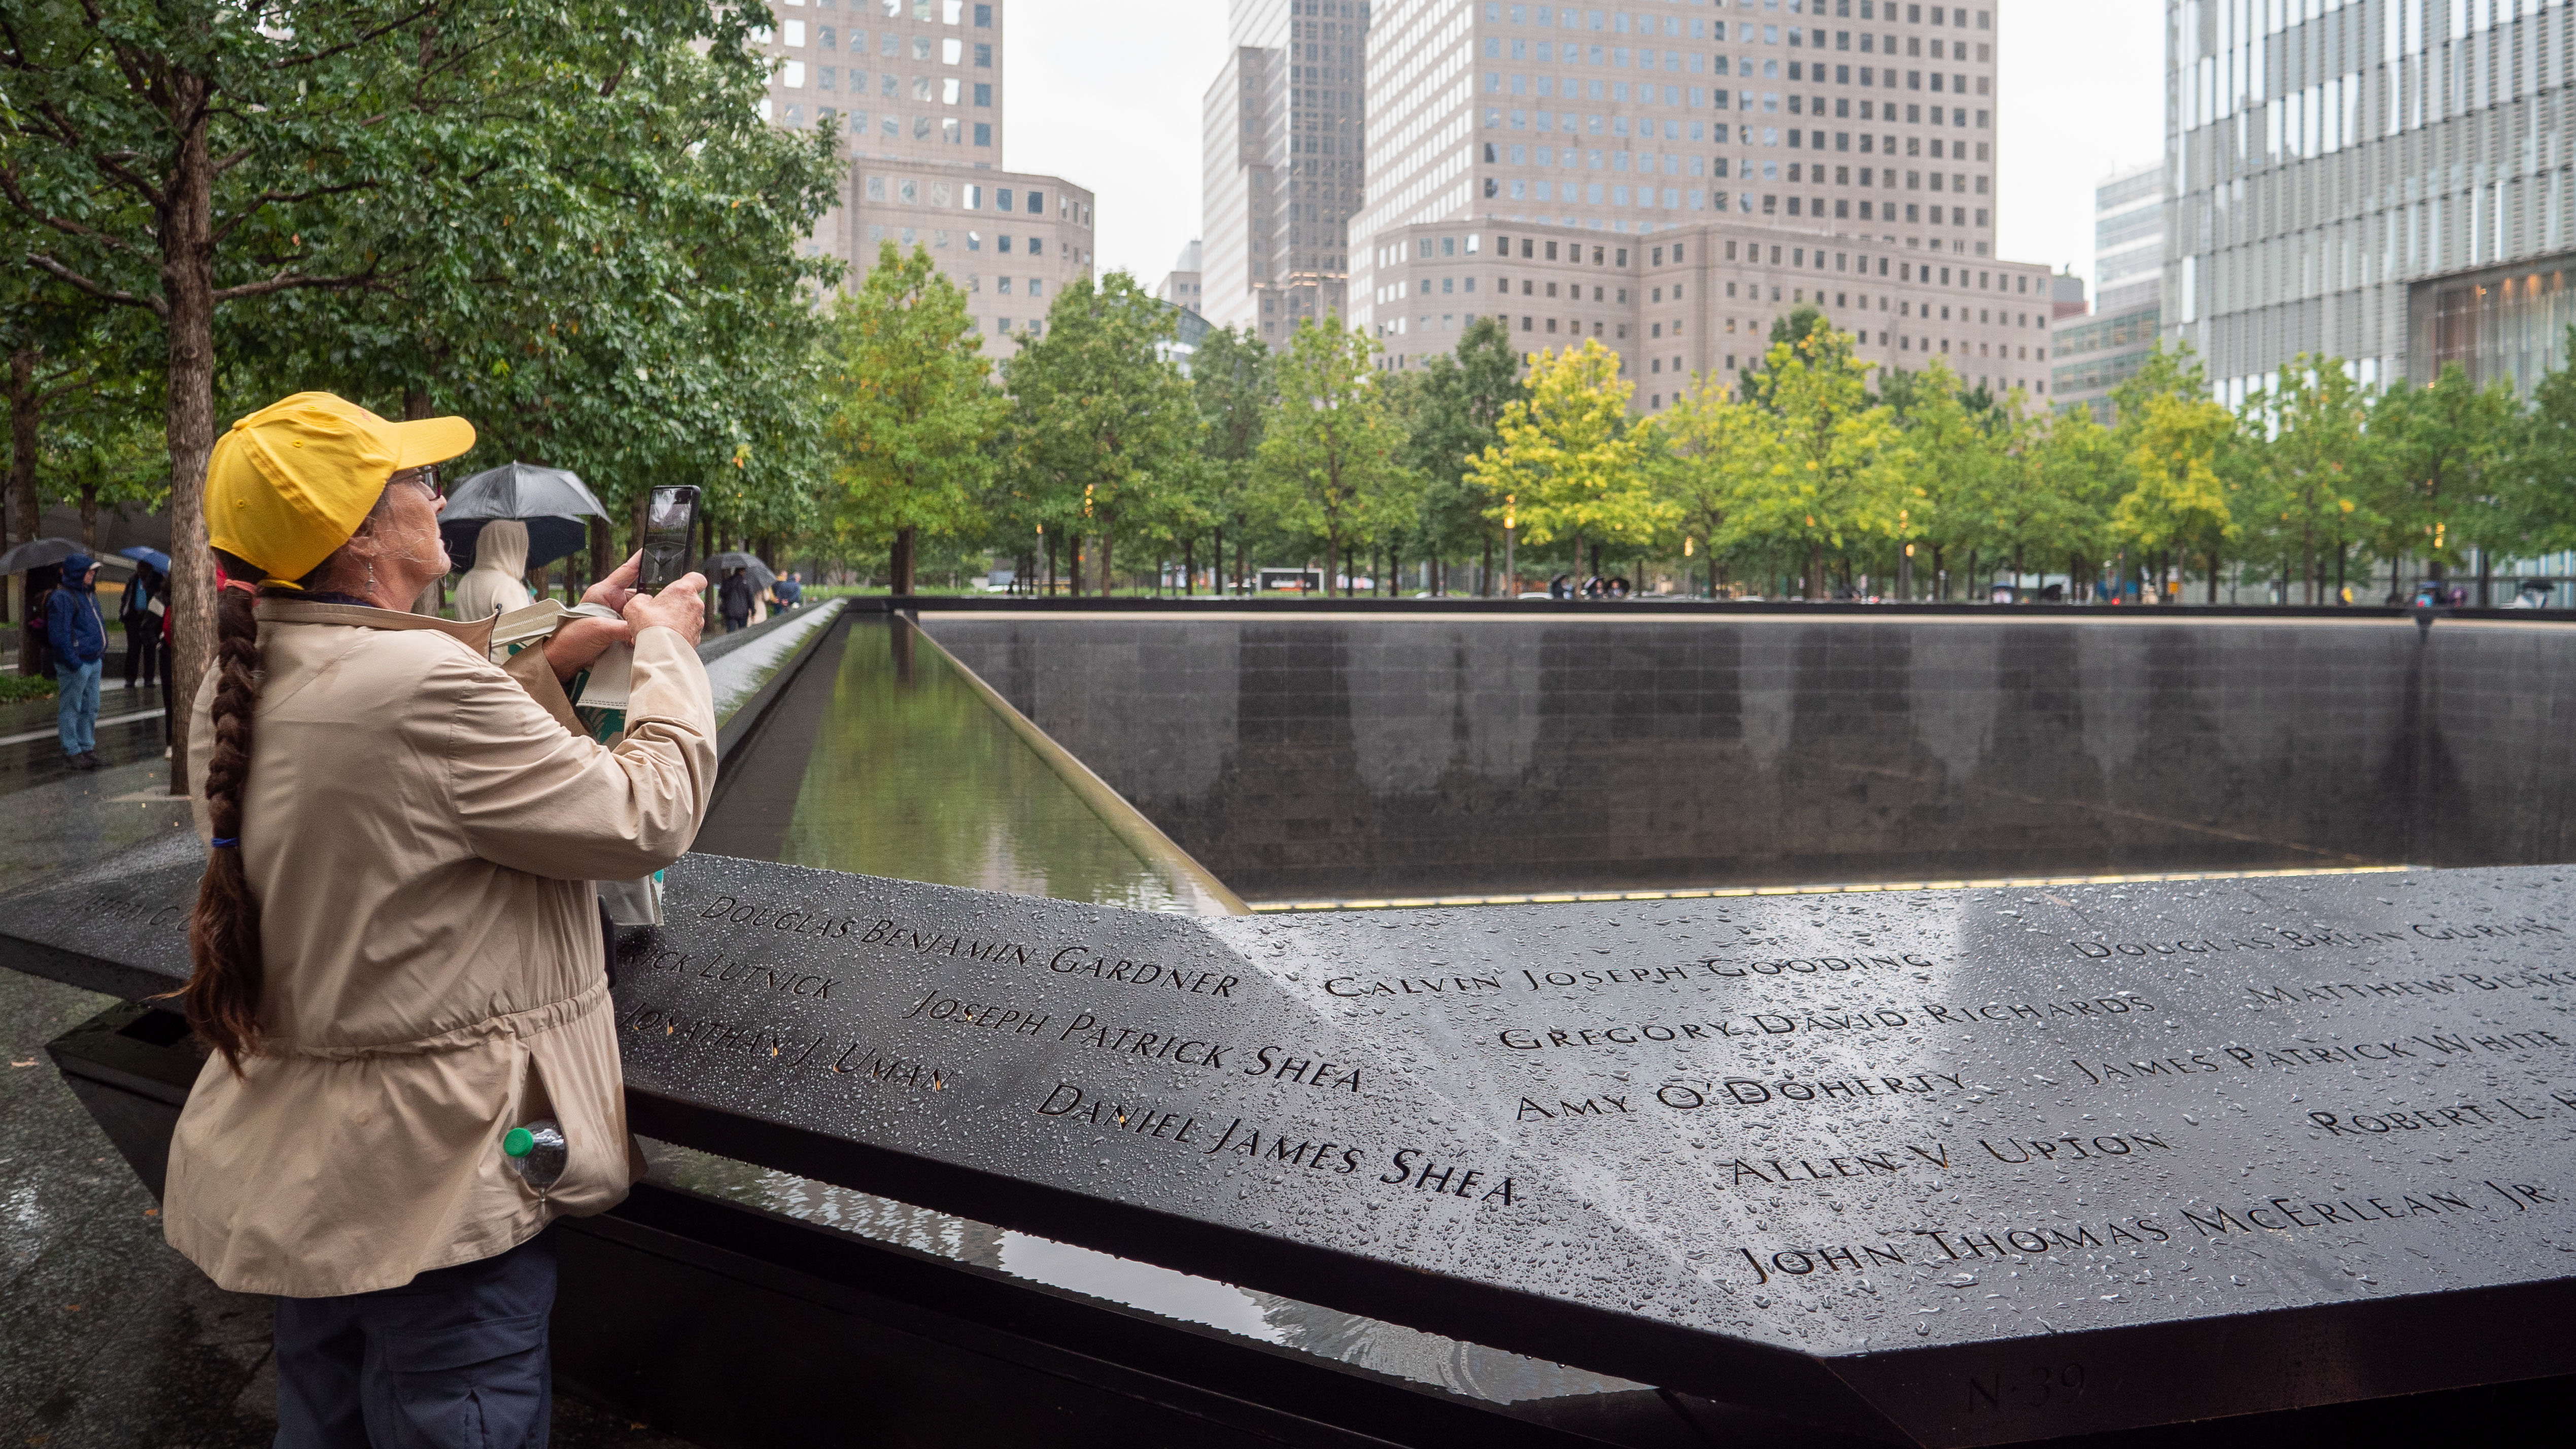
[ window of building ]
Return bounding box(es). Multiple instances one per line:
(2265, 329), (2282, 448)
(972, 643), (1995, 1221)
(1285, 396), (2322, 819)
(974, 121), (992, 146)
(975, 4), (992, 25)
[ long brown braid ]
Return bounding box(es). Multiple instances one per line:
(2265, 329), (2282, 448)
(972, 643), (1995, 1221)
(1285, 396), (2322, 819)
(183, 567), (269, 1070)
(181, 485), (409, 1073)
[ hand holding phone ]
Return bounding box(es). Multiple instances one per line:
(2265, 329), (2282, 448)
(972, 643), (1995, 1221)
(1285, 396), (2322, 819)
(641, 486), (701, 592)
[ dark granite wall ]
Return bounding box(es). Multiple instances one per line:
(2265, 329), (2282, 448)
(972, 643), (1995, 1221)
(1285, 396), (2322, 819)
(922, 614), (2568, 901)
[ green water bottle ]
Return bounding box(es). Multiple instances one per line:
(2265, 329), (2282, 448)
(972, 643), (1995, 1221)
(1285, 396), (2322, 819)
(502, 1119), (567, 1189)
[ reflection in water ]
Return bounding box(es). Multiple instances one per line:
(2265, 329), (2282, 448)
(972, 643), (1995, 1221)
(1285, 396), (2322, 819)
(757, 617), (1188, 912)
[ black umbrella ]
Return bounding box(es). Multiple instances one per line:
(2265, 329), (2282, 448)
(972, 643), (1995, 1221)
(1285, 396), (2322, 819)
(439, 462), (609, 572)
(0, 537), (130, 574)
(699, 551), (776, 595)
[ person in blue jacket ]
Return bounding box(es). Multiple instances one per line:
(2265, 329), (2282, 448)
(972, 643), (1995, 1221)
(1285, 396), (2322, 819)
(45, 553), (108, 771)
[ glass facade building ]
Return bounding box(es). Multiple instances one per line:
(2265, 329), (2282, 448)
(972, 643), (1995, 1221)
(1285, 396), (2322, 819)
(2164, 0), (2574, 404)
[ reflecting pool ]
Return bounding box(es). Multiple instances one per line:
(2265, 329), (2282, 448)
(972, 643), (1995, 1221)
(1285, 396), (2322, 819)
(695, 613), (1225, 913)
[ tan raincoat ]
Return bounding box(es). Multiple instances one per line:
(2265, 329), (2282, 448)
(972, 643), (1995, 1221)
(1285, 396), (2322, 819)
(451, 518), (535, 622)
(172, 599), (715, 1298)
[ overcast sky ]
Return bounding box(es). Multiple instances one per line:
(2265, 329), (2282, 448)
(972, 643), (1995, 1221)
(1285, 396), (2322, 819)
(1007, 0), (2167, 307)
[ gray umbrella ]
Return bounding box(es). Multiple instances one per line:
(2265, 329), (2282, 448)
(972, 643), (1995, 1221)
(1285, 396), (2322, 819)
(0, 537), (131, 574)
(700, 551), (776, 596)
(440, 462), (609, 572)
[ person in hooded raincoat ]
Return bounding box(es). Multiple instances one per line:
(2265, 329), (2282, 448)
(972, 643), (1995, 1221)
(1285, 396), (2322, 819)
(452, 519), (535, 620)
(45, 553), (108, 769)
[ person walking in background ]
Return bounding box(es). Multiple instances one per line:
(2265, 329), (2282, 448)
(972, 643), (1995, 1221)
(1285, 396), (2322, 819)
(719, 565), (755, 634)
(773, 571), (803, 609)
(45, 553), (107, 771)
(168, 391), (715, 1448)
(452, 518), (534, 620)
(120, 561), (164, 692)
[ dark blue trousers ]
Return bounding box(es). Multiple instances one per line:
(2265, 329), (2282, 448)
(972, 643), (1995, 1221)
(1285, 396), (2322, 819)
(271, 1228), (556, 1449)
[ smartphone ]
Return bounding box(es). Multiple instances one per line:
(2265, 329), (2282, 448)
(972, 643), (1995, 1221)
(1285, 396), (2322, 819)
(640, 486), (700, 592)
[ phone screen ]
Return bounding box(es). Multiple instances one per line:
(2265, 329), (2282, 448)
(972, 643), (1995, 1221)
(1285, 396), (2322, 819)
(640, 486), (700, 592)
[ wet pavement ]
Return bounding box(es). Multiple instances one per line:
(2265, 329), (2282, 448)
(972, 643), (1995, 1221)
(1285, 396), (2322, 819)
(0, 746), (696, 1447)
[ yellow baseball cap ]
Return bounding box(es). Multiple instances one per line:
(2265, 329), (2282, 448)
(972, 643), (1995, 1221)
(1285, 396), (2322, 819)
(207, 392), (476, 584)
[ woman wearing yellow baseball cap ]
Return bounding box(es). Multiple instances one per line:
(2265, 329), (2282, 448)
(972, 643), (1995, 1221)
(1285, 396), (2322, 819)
(168, 392), (715, 1447)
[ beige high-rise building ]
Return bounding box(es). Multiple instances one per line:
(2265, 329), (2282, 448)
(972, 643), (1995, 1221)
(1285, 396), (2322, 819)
(749, 0), (1095, 358)
(1158, 240), (1207, 313)
(1201, 0), (1370, 339)
(1344, 1), (2057, 408)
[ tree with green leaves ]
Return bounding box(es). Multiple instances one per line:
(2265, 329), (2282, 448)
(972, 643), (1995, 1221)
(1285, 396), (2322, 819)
(818, 243), (1006, 594)
(1879, 360), (1989, 594)
(1255, 317), (1411, 597)
(2020, 406), (2128, 597)
(0, 0), (798, 781)
(234, 23), (839, 586)
(1004, 272), (1197, 594)
(1738, 303), (1834, 408)
(1641, 370), (1767, 596)
(1188, 325), (1275, 593)
(1394, 316), (1525, 593)
(1468, 338), (1665, 584)
(2500, 326), (2576, 567)
(2247, 356), (2373, 603)
(2363, 363), (2521, 602)
(1730, 326), (1910, 599)
(2114, 389), (2239, 594)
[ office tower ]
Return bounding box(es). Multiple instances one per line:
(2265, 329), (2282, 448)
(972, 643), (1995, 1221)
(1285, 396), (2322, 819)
(750, 0), (1096, 358)
(2166, 0), (2575, 404)
(759, 0), (1005, 161)
(1200, 0), (1370, 338)
(2053, 162), (2167, 421)
(2093, 162), (2166, 318)
(1351, 2), (2046, 399)
(1158, 240), (1208, 314)
(1345, 2), (2055, 410)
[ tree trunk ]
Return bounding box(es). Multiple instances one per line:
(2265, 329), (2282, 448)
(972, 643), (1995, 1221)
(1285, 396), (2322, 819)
(1324, 535), (1338, 598)
(1183, 537), (1195, 597)
(1482, 534), (1494, 597)
(9, 349), (39, 668)
(1068, 534), (1083, 598)
(1234, 532), (1246, 596)
(163, 76), (220, 795)
(1098, 526), (1114, 597)
(890, 525), (916, 595)
(1806, 540), (1825, 601)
